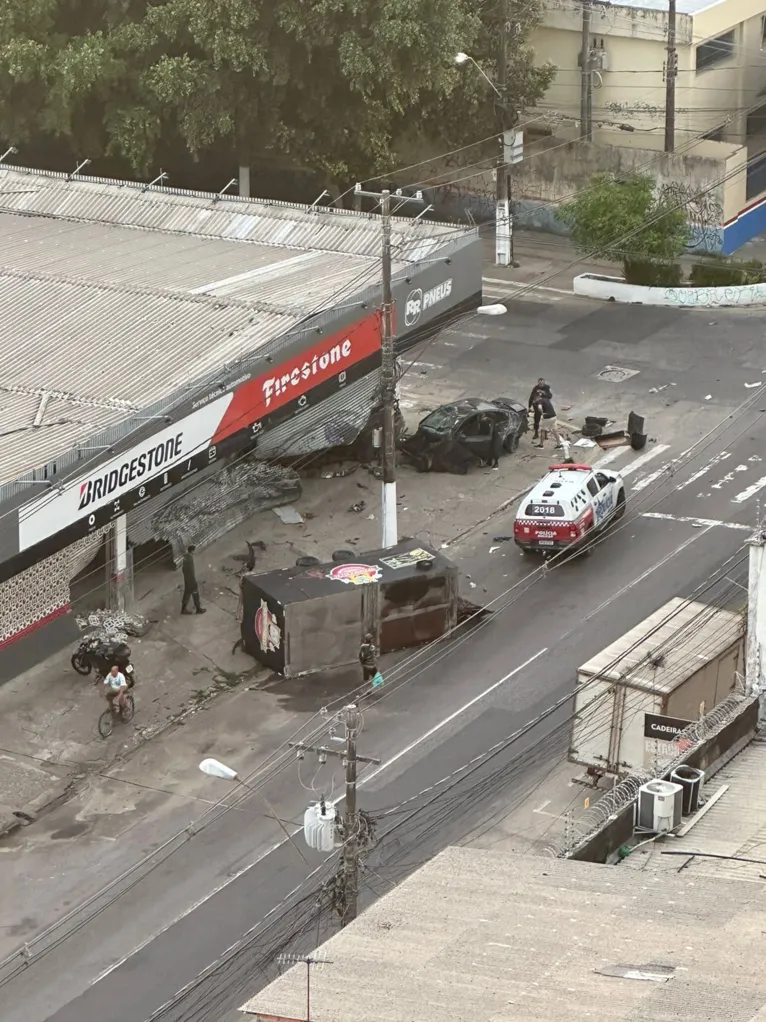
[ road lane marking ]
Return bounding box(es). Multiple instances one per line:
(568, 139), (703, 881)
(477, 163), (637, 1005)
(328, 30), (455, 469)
(593, 447), (629, 468)
(482, 277), (574, 296)
(642, 512), (751, 532)
(732, 476), (766, 503)
(677, 451), (731, 490)
(619, 445), (672, 478)
(361, 648), (549, 786)
(632, 464), (673, 492)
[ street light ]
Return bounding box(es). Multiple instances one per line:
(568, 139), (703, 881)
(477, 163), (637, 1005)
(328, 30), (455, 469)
(454, 51), (518, 269)
(454, 52), (502, 98)
(198, 758), (309, 863)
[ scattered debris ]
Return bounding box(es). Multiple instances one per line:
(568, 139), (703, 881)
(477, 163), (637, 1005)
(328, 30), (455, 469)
(349, 500), (366, 513)
(493, 535), (512, 542)
(273, 505), (304, 525)
(489, 546), (500, 554)
(574, 437), (596, 448)
(704, 394), (712, 400)
(744, 382), (761, 389)
(366, 513), (375, 520)
(76, 609), (150, 642)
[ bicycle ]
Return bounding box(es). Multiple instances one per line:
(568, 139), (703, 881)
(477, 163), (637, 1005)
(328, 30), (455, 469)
(98, 694), (135, 738)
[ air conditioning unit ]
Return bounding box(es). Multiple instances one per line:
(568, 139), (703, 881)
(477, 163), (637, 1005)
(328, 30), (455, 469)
(636, 780), (683, 834)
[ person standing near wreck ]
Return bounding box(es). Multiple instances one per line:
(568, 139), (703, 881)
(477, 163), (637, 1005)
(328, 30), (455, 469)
(528, 378), (552, 441)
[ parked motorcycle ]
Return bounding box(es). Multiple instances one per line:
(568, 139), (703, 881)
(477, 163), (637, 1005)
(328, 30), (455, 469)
(71, 636), (135, 686)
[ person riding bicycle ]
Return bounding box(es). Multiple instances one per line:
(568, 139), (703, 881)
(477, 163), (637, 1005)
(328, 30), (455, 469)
(104, 664), (128, 713)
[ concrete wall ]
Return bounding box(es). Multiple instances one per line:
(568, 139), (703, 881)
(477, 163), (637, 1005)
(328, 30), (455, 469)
(422, 132), (740, 254)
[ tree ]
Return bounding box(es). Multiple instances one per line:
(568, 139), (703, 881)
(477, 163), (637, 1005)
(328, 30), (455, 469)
(556, 173), (689, 284)
(0, 0), (556, 188)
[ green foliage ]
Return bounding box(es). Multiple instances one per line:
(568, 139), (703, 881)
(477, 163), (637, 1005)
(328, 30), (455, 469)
(689, 258), (766, 287)
(0, 0), (555, 184)
(557, 173), (689, 274)
(623, 260), (683, 287)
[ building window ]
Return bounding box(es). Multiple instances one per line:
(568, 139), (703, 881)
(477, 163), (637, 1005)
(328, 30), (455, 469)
(696, 29), (735, 72)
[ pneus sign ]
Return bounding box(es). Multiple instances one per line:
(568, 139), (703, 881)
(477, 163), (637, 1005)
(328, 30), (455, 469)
(403, 279), (453, 328)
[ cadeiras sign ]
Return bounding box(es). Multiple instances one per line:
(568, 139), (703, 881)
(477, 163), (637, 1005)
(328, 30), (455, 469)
(17, 314), (382, 554)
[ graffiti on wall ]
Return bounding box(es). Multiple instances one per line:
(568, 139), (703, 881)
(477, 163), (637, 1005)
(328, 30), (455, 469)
(661, 183), (724, 253)
(663, 283), (766, 307)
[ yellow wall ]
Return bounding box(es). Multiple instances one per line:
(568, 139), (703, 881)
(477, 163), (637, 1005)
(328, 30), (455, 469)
(533, 0), (766, 147)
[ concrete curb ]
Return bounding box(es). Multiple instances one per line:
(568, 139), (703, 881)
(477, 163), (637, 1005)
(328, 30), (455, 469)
(573, 272), (766, 308)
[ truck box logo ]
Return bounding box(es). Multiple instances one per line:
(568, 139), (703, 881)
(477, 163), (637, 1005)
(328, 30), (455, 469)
(404, 279), (453, 327)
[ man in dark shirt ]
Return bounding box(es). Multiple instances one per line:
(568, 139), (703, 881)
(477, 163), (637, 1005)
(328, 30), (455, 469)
(359, 633), (378, 682)
(533, 396), (562, 450)
(489, 420), (505, 468)
(181, 544), (206, 615)
(528, 379), (553, 441)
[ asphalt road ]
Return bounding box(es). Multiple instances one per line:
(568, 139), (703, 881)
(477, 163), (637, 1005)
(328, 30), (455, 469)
(4, 296), (766, 1022)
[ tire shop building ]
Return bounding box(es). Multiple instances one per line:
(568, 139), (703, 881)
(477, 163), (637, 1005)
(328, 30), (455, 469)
(0, 165), (482, 681)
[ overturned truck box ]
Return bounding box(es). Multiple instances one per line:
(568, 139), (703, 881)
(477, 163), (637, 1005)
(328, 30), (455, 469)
(240, 540), (459, 677)
(570, 597), (745, 777)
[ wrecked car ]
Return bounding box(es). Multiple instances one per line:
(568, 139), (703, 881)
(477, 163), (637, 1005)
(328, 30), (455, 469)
(399, 398), (528, 474)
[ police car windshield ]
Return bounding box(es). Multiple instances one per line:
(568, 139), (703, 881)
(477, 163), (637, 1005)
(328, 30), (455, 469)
(524, 503), (565, 517)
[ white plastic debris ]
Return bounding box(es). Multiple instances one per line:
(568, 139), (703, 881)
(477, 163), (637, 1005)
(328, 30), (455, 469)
(574, 438), (596, 448)
(489, 546), (500, 554)
(273, 505), (304, 525)
(704, 395), (712, 400)
(744, 382), (761, 389)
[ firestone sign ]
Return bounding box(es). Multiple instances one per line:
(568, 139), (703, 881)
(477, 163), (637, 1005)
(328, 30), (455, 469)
(17, 315), (381, 554)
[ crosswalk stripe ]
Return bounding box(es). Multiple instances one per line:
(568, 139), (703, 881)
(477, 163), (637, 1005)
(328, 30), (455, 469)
(676, 451), (731, 490)
(732, 476), (766, 503)
(642, 513), (751, 532)
(618, 445), (672, 478)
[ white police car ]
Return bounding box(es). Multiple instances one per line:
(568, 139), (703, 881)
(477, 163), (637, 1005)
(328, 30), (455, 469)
(513, 462), (626, 556)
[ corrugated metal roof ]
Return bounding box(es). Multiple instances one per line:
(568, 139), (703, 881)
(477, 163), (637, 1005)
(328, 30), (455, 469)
(0, 165), (466, 261)
(578, 597), (744, 695)
(0, 267), (300, 487)
(241, 846), (766, 1022)
(0, 165), (474, 492)
(0, 211), (382, 311)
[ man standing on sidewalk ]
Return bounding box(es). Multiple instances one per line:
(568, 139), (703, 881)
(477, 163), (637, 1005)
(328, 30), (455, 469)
(181, 545), (206, 615)
(533, 395), (563, 450)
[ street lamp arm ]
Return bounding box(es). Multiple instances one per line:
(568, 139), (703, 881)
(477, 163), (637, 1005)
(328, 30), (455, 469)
(456, 52), (503, 99)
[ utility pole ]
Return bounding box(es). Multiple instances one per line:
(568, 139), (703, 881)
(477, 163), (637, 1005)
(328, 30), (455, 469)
(353, 185), (425, 548)
(292, 703), (381, 926)
(580, 0), (593, 141)
(495, 0), (511, 267)
(664, 0), (677, 152)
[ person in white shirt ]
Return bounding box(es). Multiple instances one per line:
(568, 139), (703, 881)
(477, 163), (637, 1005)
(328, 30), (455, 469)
(103, 664), (128, 712)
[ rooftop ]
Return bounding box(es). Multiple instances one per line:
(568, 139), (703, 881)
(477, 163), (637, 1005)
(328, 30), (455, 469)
(241, 843), (766, 1022)
(577, 596), (744, 694)
(0, 165), (471, 491)
(626, 737), (766, 883)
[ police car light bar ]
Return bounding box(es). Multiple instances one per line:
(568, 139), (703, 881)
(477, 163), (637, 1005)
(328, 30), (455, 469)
(548, 464), (591, 472)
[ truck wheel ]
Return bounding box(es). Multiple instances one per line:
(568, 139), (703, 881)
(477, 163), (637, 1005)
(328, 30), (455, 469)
(614, 489), (626, 520)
